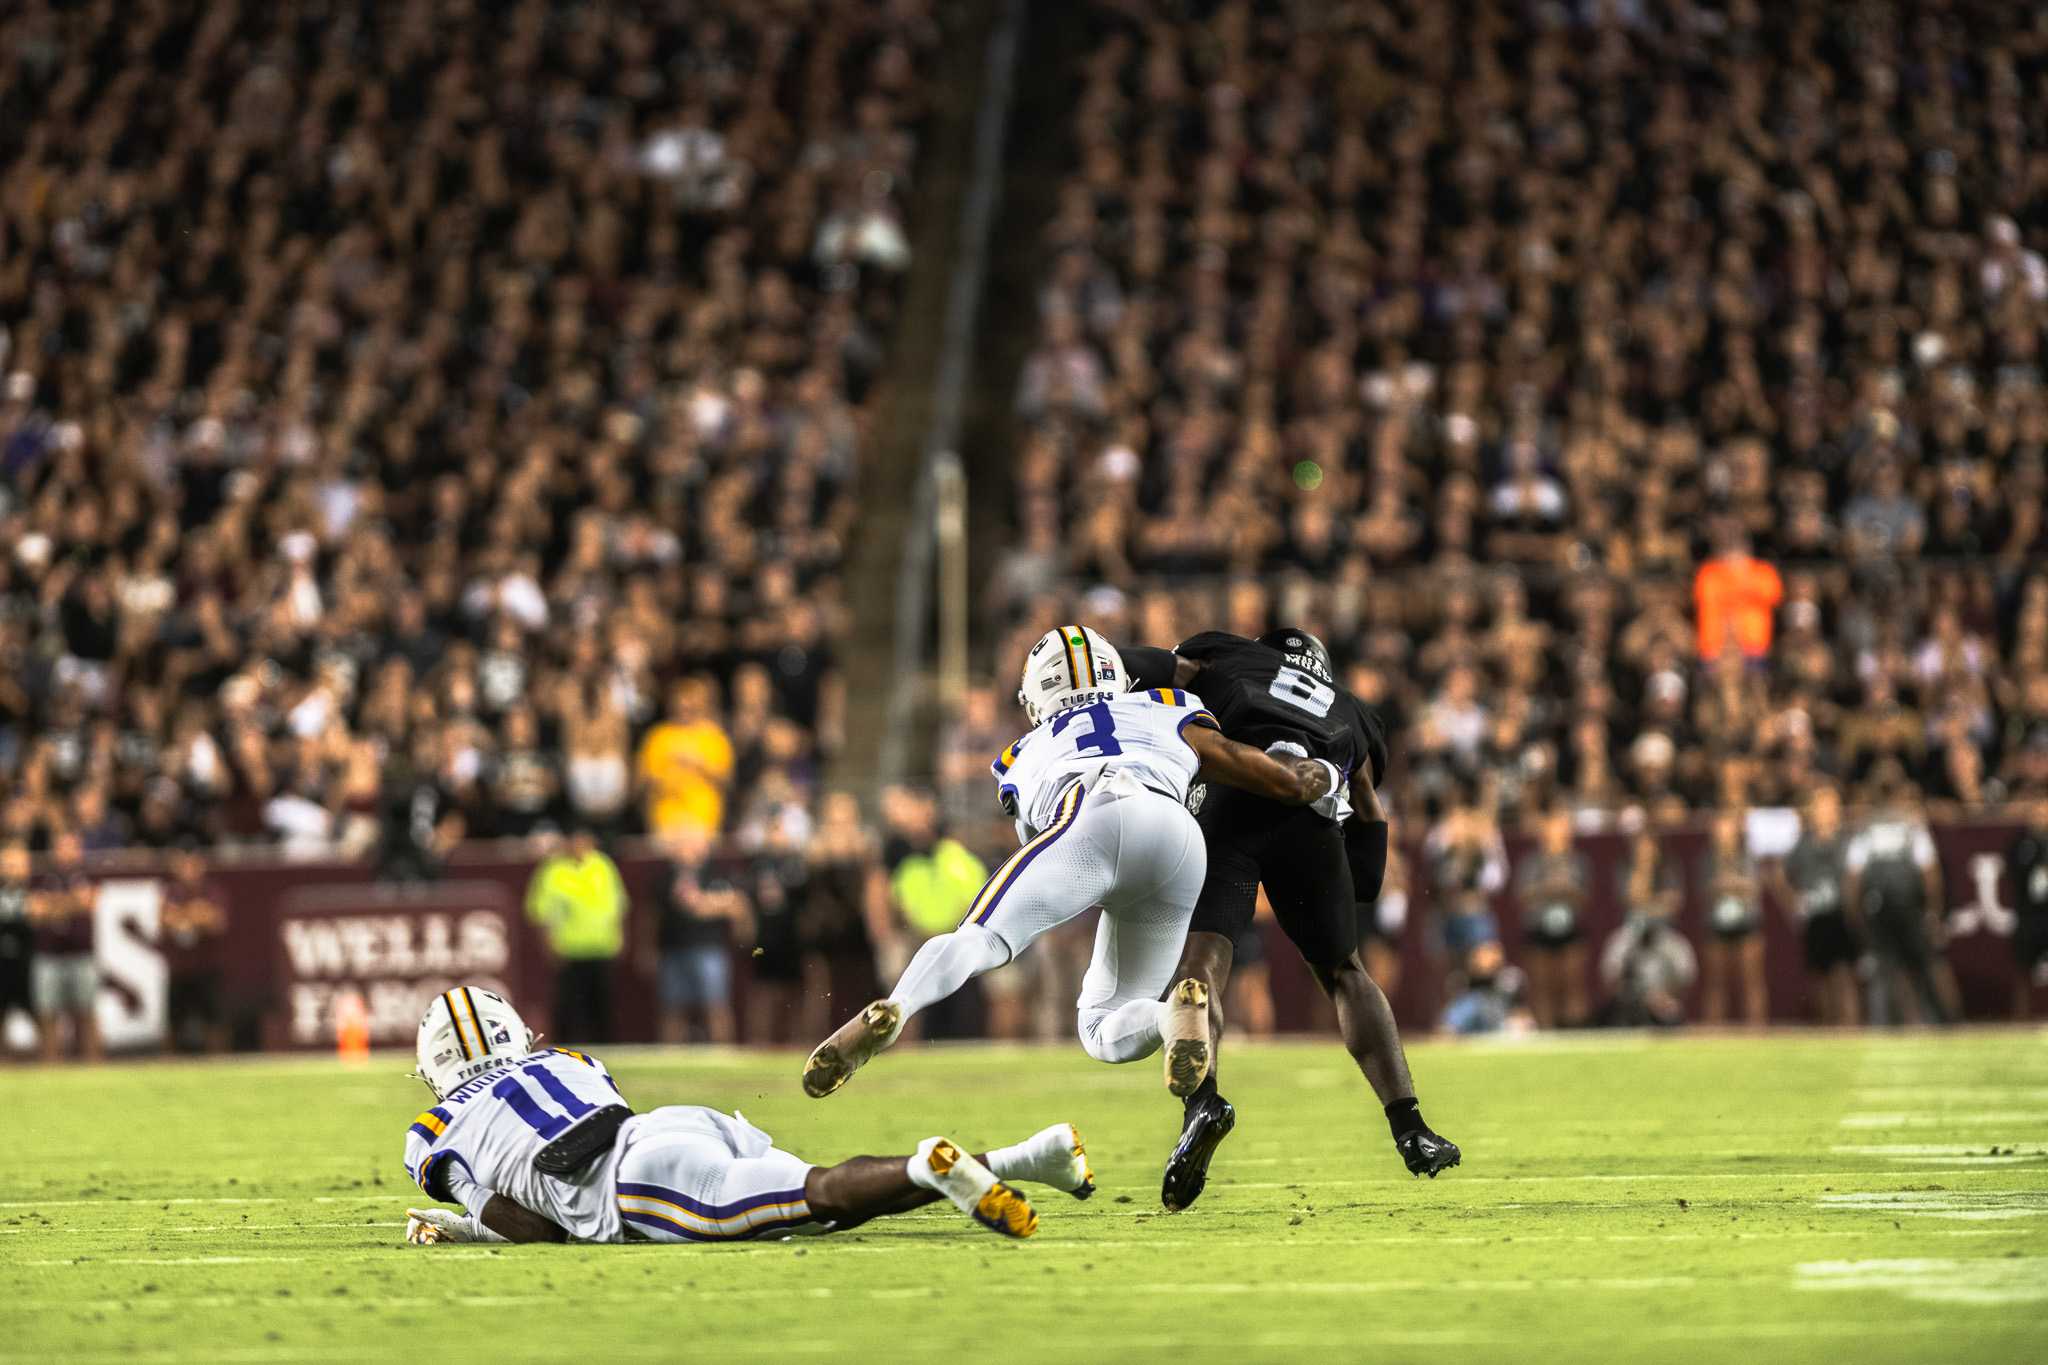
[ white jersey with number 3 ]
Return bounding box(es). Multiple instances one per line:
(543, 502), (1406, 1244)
(991, 688), (1219, 839)
(403, 1047), (629, 1243)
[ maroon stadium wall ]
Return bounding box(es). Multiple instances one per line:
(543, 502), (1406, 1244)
(1271, 821), (2030, 1035)
(84, 821), (2034, 1051)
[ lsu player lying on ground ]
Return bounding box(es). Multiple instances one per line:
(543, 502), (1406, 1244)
(400, 987), (1091, 1245)
(802, 626), (1347, 1101)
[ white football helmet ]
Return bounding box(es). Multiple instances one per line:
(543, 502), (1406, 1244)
(413, 985), (535, 1099)
(1017, 624), (1127, 727)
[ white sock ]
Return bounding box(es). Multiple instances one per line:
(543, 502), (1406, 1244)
(886, 926), (1010, 1022)
(1077, 998), (1166, 1063)
(983, 1139), (1031, 1183)
(905, 1137), (948, 1192)
(905, 1136), (997, 1215)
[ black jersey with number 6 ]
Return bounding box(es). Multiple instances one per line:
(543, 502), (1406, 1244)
(1169, 632), (1385, 785)
(1120, 631), (1383, 966)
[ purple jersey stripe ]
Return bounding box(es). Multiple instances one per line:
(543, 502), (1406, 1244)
(615, 1180), (810, 1220)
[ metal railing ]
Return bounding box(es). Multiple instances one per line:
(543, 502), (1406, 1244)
(875, 0), (1024, 787)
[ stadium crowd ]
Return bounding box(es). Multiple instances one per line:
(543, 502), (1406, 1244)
(7, 0), (2048, 1055)
(0, 0), (947, 1054)
(979, 0), (2048, 1024)
(999, 0), (2048, 825)
(0, 0), (943, 864)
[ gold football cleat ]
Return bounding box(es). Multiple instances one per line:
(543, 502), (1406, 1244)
(802, 999), (904, 1098)
(1162, 978), (1212, 1098)
(971, 1181), (1039, 1239)
(1065, 1123), (1096, 1200)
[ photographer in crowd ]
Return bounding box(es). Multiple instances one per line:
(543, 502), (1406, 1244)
(1772, 786), (1860, 1025)
(1845, 766), (1959, 1025)
(1599, 832), (1695, 1028)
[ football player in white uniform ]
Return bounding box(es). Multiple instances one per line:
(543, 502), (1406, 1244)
(803, 625), (1347, 1100)
(399, 986), (1095, 1244)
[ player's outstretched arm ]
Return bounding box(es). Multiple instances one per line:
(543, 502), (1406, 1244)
(1184, 725), (1336, 806)
(479, 1194), (570, 1243)
(404, 1195), (568, 1244)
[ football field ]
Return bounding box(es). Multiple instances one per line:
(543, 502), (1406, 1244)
(7, 1030), (2046, 1364)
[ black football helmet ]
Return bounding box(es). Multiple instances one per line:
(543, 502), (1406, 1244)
(1256, 627), (1334, 683)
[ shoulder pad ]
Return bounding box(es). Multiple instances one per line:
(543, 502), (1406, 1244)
(991, 734), (1029, 778)
(1172, 631), (1242, 660)
(408, 1106), (452, 1146)
(1141, 687), (1199, 708)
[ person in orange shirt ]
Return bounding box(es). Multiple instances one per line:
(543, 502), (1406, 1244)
(1693, 525), (1783, 660)
(637, 677), (735, 835)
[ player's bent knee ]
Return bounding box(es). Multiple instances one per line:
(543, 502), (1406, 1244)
(1075, 1006), (1152, 1064)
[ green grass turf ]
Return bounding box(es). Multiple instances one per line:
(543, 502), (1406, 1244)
(6, 1030), (2047, 1364)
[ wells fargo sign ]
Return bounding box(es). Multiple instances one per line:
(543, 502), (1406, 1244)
(273, 881), (520, 1047)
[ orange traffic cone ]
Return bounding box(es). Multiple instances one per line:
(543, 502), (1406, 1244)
(335, 989), (371, 1065)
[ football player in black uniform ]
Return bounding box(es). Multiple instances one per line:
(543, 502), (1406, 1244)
(1123, 628), (1459, 1210)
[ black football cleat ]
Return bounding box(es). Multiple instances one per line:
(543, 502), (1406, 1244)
(1161, 1091), (1236, 1211)
(1397, 1128), (1461, 1178)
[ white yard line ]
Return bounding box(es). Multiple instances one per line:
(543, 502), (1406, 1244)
(1853, 1088), (2048, 1103)
(1830, 1143), (2048, 1156)
(1839, 1112), (2048, 1128)
(1795, 1256), (2048, 1305)
(23, 1255), (309, 1267)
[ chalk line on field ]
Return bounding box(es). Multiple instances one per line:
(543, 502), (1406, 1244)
(10, 1319), (1972, 1365)
(23, 1255), (309, 1267)
(1818, 1191), (2048, 1220)
(1853, 1087), (2048, 1104)
(1838, 1111), (2048, 1128)
(1794, 1257), (2048, 1305)
(1830, 1143), (2048, 1154)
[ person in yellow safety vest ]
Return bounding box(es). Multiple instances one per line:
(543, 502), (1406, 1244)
(526, 829), (630, 1045)
(882, 789), (988, 1039)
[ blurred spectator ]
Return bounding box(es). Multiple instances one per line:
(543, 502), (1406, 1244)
(1692, 526), (1782, 663)
(1362, 844), (1410, 1005)
(801, 792), (893, 1033)
(1425, 794), (1506, 962)
(880, 787), (987, 1039)
(740, 812), (811, 1045)
(2008, 794), (2048, 1019)
(160, 845), (230, 1054)
(32, 831), (99, 1062)
(1597, 889), (1699, 1030)
(1772, 786), (1860, 1026)
(380, 732), (465, 883)
(562, 684), (634, 841)
(1845, 767), (1958, 1025)
(646, 828), (749, 1046)
(1699, 810), (1768, 1027)
(638, 678), (735, 838)
(0, 843), (32, 1055)
(1514, 809), (1590, 1028)
(1440, 942), (1532, 1036)
(525, 830), (628, 1045)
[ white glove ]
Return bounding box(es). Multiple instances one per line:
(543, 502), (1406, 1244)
(405, 1207), (503, 1244)
(1265, 742), (1351, 822)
